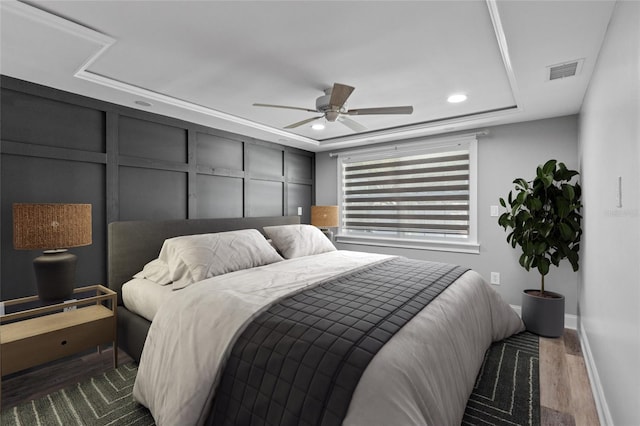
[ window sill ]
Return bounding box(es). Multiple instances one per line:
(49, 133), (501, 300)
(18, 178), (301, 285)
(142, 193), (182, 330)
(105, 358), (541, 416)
(334, 234), (480, 254)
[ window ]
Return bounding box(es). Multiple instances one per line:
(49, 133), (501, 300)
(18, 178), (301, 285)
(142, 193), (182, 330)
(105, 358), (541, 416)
(336, 135), (479, 253)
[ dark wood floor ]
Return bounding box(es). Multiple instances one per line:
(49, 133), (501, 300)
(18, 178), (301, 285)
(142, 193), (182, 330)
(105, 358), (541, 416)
(2, 331), (600, 424)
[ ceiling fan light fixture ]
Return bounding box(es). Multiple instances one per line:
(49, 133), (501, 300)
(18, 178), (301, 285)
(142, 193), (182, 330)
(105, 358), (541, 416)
(447, 93), (467, 103)
(311, 123), (325, 130)
(325, 110), (340, 122)
(254, 82), (414, 130)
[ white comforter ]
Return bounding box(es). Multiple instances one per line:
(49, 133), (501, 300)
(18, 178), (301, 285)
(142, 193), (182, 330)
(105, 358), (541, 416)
(133, 251), (524, 426)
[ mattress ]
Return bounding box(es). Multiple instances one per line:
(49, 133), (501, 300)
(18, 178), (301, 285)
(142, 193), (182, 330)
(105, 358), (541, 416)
(132, 250), (524, 426)
(122, 278), (174, 322)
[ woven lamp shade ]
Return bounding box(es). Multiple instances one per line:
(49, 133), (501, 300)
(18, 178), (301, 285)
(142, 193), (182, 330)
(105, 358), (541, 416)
(311, 205), (339, 228)
(13, 203), (92, 250)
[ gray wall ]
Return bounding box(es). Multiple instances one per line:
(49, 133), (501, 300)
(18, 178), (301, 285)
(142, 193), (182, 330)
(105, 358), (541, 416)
(578, 1), (640, 424)
(316, 116), (580, 314)
(1, 76), (314, 300)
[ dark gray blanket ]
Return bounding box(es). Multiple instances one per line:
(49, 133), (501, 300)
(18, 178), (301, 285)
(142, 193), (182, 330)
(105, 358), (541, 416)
(209, 257), (469, 426)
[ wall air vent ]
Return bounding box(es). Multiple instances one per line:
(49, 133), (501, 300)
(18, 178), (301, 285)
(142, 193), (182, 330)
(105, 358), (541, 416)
(547, 59), (584, 81)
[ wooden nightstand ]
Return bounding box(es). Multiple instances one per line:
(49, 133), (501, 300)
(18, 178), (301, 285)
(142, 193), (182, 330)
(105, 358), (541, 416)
(0, 285), (117, 377)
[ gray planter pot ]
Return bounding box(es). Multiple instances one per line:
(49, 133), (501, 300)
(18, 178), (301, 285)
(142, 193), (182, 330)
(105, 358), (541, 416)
(521, 290), (565, 337)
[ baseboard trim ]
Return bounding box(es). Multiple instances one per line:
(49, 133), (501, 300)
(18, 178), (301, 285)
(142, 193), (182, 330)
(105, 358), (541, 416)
(509, 304), (577, 329)
(578, 324), (614, 426)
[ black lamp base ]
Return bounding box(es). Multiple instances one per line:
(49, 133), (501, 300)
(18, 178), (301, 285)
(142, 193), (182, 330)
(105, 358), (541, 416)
(33, 250), (76, 301)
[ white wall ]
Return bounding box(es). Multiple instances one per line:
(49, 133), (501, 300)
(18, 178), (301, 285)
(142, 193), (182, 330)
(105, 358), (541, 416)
(316, 116), (580, 314)
(578, 1), (640, 425)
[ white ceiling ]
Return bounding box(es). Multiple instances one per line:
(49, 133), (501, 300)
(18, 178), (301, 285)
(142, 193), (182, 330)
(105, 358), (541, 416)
(1, 0), (615, 152)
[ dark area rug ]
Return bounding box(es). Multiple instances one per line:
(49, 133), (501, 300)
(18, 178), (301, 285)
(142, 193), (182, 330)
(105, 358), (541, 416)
(1, 363), (152, 426)
(1, 332), (538, 426)
(462, 331), (540, 426)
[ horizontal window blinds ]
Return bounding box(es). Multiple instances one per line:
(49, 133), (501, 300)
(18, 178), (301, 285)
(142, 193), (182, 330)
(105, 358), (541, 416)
(341, 148), (470, 238)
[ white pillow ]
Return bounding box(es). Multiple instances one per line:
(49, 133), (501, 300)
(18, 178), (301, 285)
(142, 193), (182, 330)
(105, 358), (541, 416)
(133, 258), (172, 285)
(158, 229), (283, 290)
(263, 224), (336, 259)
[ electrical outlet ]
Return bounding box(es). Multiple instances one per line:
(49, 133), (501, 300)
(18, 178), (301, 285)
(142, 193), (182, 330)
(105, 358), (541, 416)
(490, 205), (500, 217)
(297, 206), (303, 215)
(490, 272), (500, 285)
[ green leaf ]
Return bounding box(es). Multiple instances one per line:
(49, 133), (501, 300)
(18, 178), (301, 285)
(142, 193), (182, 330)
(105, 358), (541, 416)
(558, 240), (571, 257)
(562, 184), (576, 201)
(519, 254), (527, 268)
(537, 257), (550, 276)
(498, 213), (510, 228)
(555, 162), (568, 180)
(530, 198), (542, 211)
(555, 163), (579, 181)
(519, 254), (532, 271)
(542, 159), (557, 175)
(567, 249), (579, 271)
(499, 198), (506, 208)
(513, 178), (529, 190)
(574, 183), (582, 199)
(516, 210), (531, 224)
(566, 170), (579, 180)
(556, 197), (570, 218)
(506, 230), (515, 241)
(533, 181), (546, 197)
(559, 222), (573, 240)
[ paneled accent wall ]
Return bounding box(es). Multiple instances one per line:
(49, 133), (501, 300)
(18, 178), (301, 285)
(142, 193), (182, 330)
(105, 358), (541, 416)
(0, 76), (314, 300)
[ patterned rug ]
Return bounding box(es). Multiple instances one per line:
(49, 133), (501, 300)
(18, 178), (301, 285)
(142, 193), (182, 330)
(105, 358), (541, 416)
(463, 331), (540, 426)
(1, 332), (538, 426)
(1, 363), (153, 426)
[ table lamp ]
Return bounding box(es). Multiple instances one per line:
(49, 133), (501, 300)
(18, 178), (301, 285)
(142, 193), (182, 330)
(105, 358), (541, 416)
(13, 203), (92, 301)
(311, 205), (339, 241)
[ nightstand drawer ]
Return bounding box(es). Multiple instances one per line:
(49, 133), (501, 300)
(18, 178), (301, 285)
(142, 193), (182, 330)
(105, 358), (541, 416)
(1, 305), (115, 376)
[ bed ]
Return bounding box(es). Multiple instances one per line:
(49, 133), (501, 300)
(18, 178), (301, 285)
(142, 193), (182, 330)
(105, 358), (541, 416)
(108, 216), (524, 426)
(107, 215), (301, 363)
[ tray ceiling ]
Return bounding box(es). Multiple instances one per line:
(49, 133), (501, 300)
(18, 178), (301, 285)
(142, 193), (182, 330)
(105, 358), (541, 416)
(1, 1), (615, 151)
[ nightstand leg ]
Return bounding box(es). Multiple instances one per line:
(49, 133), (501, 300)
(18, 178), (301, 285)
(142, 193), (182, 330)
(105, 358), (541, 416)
(113, 303), (118, 368)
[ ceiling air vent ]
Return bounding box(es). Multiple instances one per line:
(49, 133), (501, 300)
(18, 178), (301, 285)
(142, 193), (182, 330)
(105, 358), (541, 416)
(547, 59), (584, 81)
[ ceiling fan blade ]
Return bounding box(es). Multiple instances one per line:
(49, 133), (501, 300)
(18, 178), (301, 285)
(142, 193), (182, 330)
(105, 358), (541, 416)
(339, 117), (368, 133)
(284, 115), (324, 129)
(329, 83), (355, 108)
(253, 103), (317, 113)
(346, 106), (414, 115)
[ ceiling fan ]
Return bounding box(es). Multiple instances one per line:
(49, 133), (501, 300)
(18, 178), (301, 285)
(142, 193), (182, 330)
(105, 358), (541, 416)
(253, 83), (414, 132)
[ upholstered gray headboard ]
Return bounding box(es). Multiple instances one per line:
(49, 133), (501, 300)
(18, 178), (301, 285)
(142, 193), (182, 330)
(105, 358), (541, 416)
(107, 216), (301, 304)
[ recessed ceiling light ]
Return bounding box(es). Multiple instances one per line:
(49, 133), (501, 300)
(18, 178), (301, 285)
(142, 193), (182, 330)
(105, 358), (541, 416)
(134, 100), (152, 107)
(311, 123), (325, 130)
(447, 94), (467, 103)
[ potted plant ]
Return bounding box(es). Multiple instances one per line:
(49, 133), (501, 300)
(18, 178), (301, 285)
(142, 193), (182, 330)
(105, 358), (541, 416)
(498, 159), (582, 337)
